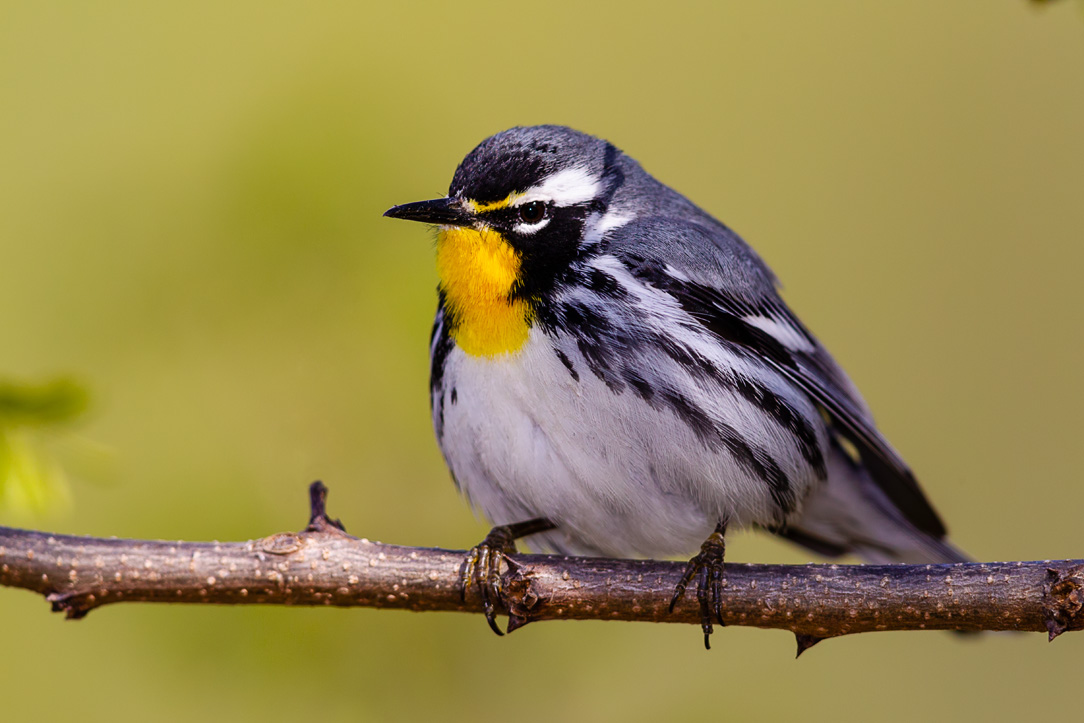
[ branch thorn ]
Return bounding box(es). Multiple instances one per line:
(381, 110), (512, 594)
(795, 633), (826, 658)
(305, 481), (347, 535)
(47, 592), (92, 620)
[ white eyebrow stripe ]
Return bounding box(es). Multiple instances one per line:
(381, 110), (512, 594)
(516, 166), (601, 207)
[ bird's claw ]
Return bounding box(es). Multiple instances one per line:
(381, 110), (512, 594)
(669, 525), (728, 649)
(459, 528), (518, 636)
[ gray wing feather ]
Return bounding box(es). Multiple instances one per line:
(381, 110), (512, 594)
(605, 216), (948, 539)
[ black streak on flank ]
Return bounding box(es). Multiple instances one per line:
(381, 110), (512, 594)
(430, 303), (455, 396)
(555, 349), (580, 382)
(622, 367), (656, 405)
(660, 388), (795, 515)
(450, 388), (458, 405)
(654, 334), (720, 382)
(562, 301), (611, 340)
(554, 300), (626, 391)
(585, 267), (627, 299)
(430, 301), (455, 440)
(732, 374), (826, 478)
(648, 323), (823, 479)
(577, 338), (625, 392)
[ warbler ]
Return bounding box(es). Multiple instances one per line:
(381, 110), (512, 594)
(385, 125), (968, 646)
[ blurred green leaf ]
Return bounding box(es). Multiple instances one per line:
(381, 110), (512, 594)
(0, 377), (88, 427)
(0, 429), (73, 516)
(0, 377), (86, 515)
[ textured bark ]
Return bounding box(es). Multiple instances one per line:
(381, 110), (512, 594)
(1, 483), (1081, 653)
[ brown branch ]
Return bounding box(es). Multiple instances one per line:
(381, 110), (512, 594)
(1, 482), (1081, 655)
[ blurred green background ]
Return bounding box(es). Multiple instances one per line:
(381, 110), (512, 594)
(2, 1), (1082, 720)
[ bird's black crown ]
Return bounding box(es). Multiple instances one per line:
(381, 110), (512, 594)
(449, 125), (612, 204)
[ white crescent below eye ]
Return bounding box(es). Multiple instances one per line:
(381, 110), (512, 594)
(513, 218), (551, 235)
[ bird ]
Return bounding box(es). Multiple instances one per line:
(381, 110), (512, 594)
(384, 125), (969, 647)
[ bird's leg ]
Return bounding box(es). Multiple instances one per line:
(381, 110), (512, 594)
(460, 517), (556, 636)
(669, 520), (729, 650)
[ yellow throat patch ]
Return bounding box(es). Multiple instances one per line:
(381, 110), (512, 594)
(436, 225), (531, 357)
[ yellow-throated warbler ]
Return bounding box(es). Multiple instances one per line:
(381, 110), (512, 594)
(385, 126), (968, 646)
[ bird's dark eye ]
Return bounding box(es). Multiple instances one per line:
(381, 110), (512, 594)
(518, 202), (547, 225)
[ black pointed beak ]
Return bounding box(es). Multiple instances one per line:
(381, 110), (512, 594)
(383, 197), (474, 226)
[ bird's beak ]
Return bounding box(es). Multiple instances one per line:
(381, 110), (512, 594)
(383, 197), (474, 226)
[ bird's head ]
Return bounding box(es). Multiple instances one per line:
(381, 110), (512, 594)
(385, 125), (630, 282)
(384, 126), (632, 356)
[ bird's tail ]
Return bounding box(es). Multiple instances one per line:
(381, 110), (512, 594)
(776, 445), (971, 565)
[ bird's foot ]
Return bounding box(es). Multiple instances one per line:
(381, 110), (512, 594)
(669, 521), (728, 650)
(460, 527), (517, 636)
(459, 518), (556, 636)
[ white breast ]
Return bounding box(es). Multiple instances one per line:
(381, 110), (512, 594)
(433, 301), (828, 558)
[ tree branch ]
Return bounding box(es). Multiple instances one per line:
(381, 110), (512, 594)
(1, 482), (1081, 654)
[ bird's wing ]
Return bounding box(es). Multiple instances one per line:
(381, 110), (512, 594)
(609, 217), (947, 539)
